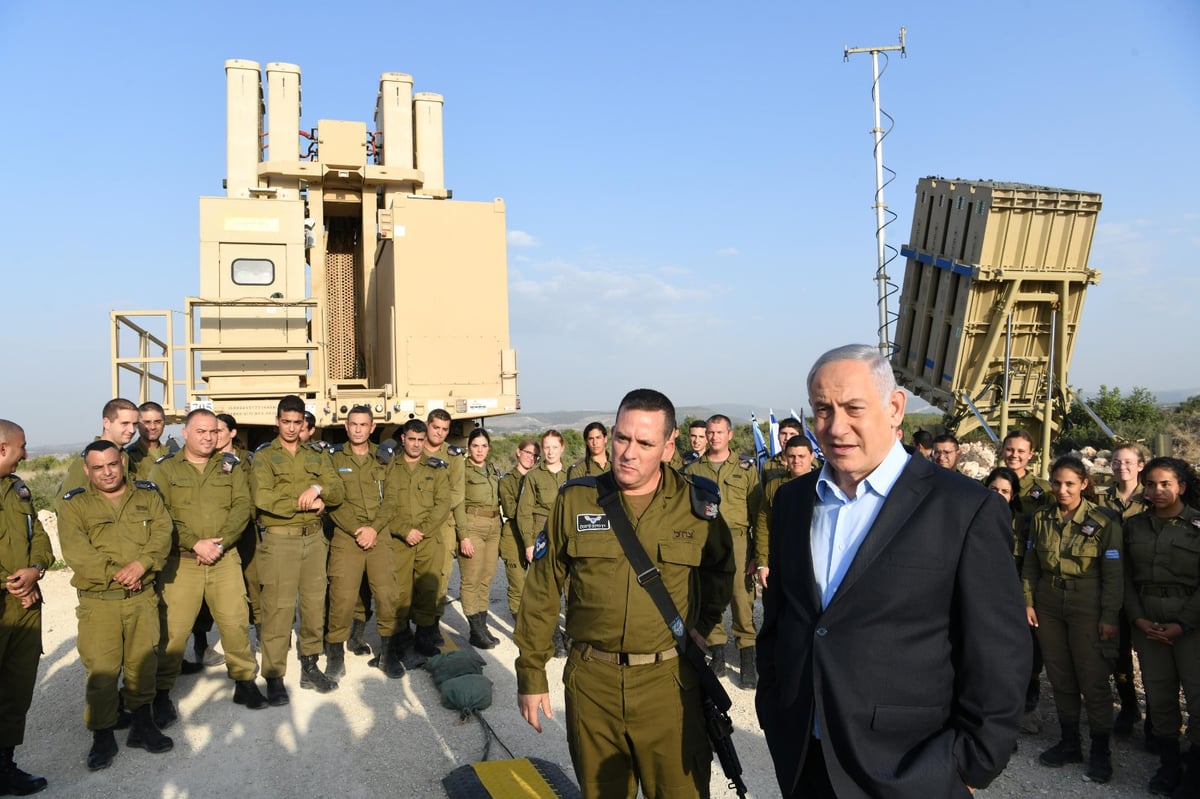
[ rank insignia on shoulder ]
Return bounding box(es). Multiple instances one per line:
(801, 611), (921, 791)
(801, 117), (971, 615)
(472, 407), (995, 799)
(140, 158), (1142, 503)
(1029, 486), (1044, 500)
(155, 452), (175, 464)
(1191, 517), (1200, 529)
(681, 451), (700, 467)
(308, 441), (332, 453)
(427, 457), (448, 469)
(330, 443), (345, 454)
(1104, 548), (1120, 559)
(448, 445), (465, 457)
(576, 513), (610, 532)
(62, 487), (85, 501)
(255, 441), (271, 453)
(532, 530), (549, 560)
(134, 480), (162, 494)
(221, 452), (240, 474)
(13, 477), (31, 501)
(377, 440), (396, 465)
(685, 474), (721, 520)
(738, 457), (753, 470)
(1080, 521), (1097, 538)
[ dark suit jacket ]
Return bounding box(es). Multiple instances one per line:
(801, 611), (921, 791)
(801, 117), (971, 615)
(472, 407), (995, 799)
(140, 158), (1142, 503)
(756, 455), (1030, 798)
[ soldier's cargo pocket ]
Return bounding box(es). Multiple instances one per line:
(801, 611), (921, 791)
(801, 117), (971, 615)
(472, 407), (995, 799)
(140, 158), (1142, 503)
(658, 541), (702, 567)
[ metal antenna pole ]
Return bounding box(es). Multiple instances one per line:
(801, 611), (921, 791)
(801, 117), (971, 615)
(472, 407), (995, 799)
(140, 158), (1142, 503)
(845, 27), (906, 356)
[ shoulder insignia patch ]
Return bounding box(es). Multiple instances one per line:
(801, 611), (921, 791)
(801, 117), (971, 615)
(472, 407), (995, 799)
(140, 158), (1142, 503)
(448, 445), (465, 457)
(134, 480), (162, 495)
(532, 530), (549, 560)
(1191, 518), (1200, 530)
(12, 477), (31, 501)
(561, 476), (598, 494)
(1029, 486), (1044, 501)
(308, 441), (332, 453)
(681, 451), (700, 467)
(1080, 521), (1097, 538)
(377, 441), (396, 465)
(221, 452), (241, 474)
(738, 456), (754, 470)
(576, 513), (610, 532)
(62, 487), (85, 501)
(255, 441), (271, 453)
(427, 457), (448, 469)
(330, 443), (345, 454)
(685, 474), (721, 520)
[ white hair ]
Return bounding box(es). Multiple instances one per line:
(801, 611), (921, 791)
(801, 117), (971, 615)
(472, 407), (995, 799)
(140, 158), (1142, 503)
(806, 344), (898, 402)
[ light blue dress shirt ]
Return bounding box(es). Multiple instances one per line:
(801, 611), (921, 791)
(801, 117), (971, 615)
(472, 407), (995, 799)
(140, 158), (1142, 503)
(811, 440), (911, 609)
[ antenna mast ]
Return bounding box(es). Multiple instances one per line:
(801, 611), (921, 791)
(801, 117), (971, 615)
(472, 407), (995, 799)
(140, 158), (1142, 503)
(845, 27), (906, 356)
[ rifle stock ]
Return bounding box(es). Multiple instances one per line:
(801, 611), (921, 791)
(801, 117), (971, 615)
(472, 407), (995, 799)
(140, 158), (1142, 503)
(683, 640), (748, 798)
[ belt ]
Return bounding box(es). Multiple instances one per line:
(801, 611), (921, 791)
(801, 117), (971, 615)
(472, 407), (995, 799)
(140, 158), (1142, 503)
(264, 522), (323, 537)
(466, 507), (499, 518)
(1049, 576), (1100, 591)
(573, 641), (678, 666)
(78, 586), (146, 601)
(1139, 584), (1196, 598)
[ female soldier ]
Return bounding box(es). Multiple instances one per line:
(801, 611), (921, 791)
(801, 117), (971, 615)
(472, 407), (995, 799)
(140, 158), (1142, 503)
(1022, 456), (1123, 784)
(1124, 457), (1200, 797)
(987, 465), (1044, 731)
(456, 429), (503, 649)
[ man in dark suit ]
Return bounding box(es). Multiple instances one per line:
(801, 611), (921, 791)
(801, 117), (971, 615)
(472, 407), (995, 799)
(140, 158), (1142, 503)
(756, 344), (1030, 798)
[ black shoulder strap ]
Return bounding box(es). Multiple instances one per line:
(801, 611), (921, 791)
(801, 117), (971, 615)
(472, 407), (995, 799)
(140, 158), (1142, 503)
(595, 472), (688, 645)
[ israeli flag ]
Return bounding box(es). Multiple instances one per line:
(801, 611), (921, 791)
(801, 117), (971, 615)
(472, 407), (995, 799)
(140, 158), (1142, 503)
(768, 410), (781, 457)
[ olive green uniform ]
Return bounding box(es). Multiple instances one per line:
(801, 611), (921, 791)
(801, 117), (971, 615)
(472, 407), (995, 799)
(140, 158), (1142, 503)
(516, 463), (568, 547)
(0, 475), (54, 747)
(498, 468), (528, 617)
(149, 452), (256, 689)
(515, 466), (734, 799)
(760, 453), (788, 486)
(1123, 505), (1200, 744)
(326, 444), (400, 641)
(1021, 499), (1124, 734)
(565, 455), (608, 481)
(126, 439), (176, 482)
(682, 453), (760, 650)
(373, 457), (450, 628)
(249, 440), (345, 679)
(228, 448), (262, 625)
(56, 439), (130, 510)
(428, 442), (465, 616)
(1016, 471), (1053, 518)
(455, 461), (502, 616)
(754, 473), (799, 570)
(1098, 487), (1149, 520)
(58, 481), (173, 730)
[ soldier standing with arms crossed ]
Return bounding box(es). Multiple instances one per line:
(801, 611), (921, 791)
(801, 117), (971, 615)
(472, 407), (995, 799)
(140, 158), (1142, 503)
(515, 389), (734, 799)
(58, 440), (174, 770)
(250, 396), (345, 704)
(683, 414), (760, 686)
(498, 439), (538, 620)
(0, 420), (51, 795)
(149, 409), (266, 723)
(323, 406), (404, 680)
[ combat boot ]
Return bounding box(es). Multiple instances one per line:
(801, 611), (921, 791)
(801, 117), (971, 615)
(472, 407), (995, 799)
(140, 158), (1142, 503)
(1039, 720), (1083, 767)
(126, 704), (174, 754)
(114, 695), (133, 730)
(709, 644), (727, 678)
(1114, 678), (1140, 736)
(324, 641), (346, 681)
(1175, 746), (1200, 799)
(233, 680), (269, 710)
(376, 636), (407, 679)
(86, 728), (118, 771)
(265, 677), (289, 706)
(347, 618), (371, 656)
(482, 612), (501, 646)
(0, 746), (47, 795)
(1148, 737), (1182, 796)
(299, 654), (338, 693)
(393, 625), (427, 670)
(739, 646), (758, 689)
(469, 613), (496, 650)
(414, 625), (442, 657)
(1085, 732), (1113, 783)
(151, 689), (178, 730)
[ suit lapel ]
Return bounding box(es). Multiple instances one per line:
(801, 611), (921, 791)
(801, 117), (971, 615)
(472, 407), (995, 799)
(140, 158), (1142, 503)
(826, 456), (935, 608)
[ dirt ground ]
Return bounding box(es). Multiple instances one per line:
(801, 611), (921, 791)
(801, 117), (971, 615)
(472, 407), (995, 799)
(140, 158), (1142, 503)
(21, 533), (1164, 798)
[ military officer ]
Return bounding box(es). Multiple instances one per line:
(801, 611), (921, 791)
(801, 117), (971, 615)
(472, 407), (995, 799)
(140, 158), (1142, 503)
(498, 439), (538, 619)
(373, 419), (451, 664)
(149, 409), (266, 724)
(424, 409), (464, 635)
(456, 428), (503, 649)
(126, 402), (178, 481)
(323, 406), (404, 679)
(58, 440), (174, 770)
(516, 430), (569, 656)
(0, 420), (52, 795)
(682, 413), (760, 686)
(566, 422), (609, 480)
(753, 435), (814, 594)
(515, 388), (734, 799)
(1125, 458), (1200, 796)
(1002, 429), (1053, 517)
(250, 395), (345, 704)
(57, 398), (140, 504)
(760, 417), (803, 484)
(686, 419), (708, 461)
(1022, 456), (1123, 784)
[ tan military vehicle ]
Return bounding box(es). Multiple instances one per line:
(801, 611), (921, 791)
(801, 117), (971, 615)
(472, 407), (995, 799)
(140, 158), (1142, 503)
(892, 177), (1104, 475)
(111, 60), (518, 444)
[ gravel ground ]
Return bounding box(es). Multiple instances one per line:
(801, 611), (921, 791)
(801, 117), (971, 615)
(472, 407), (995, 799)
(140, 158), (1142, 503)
(23, 519), (1166, 798)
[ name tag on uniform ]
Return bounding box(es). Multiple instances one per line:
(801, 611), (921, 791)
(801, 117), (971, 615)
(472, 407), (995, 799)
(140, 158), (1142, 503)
(338, 467), (353, 473)
(1104, 549), (1120, 560)
(577, 513), (610, 532)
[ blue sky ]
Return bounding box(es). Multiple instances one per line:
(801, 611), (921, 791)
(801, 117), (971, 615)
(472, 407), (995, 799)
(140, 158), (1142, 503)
(2, 1), (1197, 447)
